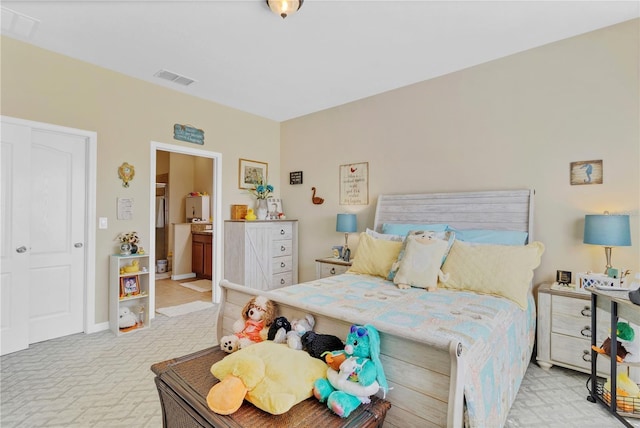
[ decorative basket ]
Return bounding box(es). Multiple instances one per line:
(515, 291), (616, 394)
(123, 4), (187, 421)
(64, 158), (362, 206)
(577, 272), (625, 290)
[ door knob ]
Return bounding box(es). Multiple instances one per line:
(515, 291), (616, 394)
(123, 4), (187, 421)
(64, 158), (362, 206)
(16, 246), (27, 253)
(74, 243), (83, 248)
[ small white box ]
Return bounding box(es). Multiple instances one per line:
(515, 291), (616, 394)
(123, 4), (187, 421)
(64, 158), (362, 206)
(577, 272), (626, 290)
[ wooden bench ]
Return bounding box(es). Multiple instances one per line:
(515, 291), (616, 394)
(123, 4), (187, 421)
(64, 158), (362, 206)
(151, 346), (391, 428)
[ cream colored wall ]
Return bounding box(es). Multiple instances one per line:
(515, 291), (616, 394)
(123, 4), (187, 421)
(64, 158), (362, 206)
(280, 19), (640, 286)
(1, 37), (281, 325)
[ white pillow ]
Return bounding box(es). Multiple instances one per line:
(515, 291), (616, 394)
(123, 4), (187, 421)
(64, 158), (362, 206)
(393, 235), (449, 290)
(365, 228), (404, 242)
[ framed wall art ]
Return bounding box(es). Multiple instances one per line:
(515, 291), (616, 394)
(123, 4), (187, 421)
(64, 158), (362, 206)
(339, 162), (369, 205)
(239, 158), (268, 189)
(570, 160), (602, 185)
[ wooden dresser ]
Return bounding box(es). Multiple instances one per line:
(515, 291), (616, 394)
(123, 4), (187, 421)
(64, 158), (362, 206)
(223, 220), (298, 290)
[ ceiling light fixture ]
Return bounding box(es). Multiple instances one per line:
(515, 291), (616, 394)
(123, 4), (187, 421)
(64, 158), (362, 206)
(266, 0), (303, 19)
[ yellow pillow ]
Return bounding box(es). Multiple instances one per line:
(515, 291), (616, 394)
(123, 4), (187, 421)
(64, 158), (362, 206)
(210, 341), (327, 415)
(440, 240), (545, 309)
(347, 232), (403, 278)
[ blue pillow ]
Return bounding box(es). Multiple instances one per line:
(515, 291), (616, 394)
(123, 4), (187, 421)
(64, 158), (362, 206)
(449, 228), (528, 245)
(382, 223), (449, 235)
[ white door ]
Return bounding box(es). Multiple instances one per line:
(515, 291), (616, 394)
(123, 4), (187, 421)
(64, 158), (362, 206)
(0, 121), (87, 354)
(1, 123), (31, 355)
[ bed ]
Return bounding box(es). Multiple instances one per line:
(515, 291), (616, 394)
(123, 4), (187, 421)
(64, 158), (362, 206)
(217, 189), (540, 428)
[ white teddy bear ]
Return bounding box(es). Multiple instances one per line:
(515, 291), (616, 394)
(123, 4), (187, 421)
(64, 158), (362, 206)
(286, 314), (315, 350)
(119, 307), (138, 329)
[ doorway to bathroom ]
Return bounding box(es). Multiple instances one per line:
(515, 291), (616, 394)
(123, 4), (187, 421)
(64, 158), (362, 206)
(148, 141), (222, 319)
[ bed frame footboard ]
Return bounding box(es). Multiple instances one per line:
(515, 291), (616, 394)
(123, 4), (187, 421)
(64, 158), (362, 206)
(217, 280), (465, 428)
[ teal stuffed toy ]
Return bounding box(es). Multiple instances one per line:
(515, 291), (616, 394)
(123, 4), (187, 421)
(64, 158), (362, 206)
(313, 324), (388, 418)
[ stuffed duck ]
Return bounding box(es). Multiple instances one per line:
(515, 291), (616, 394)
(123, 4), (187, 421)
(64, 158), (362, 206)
(313, 324), (388, 418)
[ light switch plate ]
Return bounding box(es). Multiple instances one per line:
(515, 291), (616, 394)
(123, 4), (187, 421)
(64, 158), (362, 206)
(99, 217), (108, 229)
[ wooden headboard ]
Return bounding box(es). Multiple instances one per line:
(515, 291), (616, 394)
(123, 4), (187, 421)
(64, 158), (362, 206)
(373, 189), (534, 241)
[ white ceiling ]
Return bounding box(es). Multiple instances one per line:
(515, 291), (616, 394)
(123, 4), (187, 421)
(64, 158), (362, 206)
(2, 1), (638, 122)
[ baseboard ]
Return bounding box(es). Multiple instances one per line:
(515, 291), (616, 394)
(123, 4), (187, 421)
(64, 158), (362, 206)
(171, 272), (196, 281)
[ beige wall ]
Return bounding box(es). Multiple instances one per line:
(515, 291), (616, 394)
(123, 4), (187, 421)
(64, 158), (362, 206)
(2, 19), (639, 327)
(1, 36), (281, 325)
(280, 19), (640, 286)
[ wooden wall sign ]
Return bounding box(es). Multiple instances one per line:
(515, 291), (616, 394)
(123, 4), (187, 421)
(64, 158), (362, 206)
(174, 124), (204, 145)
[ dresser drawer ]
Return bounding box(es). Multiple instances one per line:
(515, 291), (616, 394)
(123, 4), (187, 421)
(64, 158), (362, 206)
(272, 256), (293, 274)
(272, 272), (293, 288)
(319, 263), (349, 278)
(272, 240), (293, 257)
(552, 295), (608, 339)
(551, 333), (610, 374)
(272, 223), (293, 240)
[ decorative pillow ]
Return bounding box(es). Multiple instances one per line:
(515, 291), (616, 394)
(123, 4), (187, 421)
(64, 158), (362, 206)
(365, 228), (404, 242)
(209, 341), (327, 415)
(447, 228), (528, 245)
(381, 223), (449, 235)
(347, 233), (403, 278)
(387, 230), (455, 281)
(440, 240), (545, 309)
(393, 235), (449, 290)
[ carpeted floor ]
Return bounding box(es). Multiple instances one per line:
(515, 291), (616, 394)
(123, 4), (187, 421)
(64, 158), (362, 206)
(1, 306), (637, 427)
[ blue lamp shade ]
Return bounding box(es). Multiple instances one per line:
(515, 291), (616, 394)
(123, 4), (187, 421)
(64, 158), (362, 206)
(583, 214), (631, 246)
(336, 213), (357, 233)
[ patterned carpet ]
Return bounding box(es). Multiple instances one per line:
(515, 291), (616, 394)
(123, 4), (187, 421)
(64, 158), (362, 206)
(0, 305), (636, 427)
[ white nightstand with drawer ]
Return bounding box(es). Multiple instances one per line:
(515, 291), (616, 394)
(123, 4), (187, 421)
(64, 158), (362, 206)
(315, 257), (352, 279)
(537, 282), (611, 375)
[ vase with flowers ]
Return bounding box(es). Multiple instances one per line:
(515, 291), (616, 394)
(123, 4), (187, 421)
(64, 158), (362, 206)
(116, 231), (140, 255)
(249, 178), (274, 220)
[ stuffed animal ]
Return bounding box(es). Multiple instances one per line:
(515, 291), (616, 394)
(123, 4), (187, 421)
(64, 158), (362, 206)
(593, 321), (640, 363)
(119, 307), (138, 329)
(219, 296), (276, 353)
(286, 314), (315, 350)
(313, 324), (388, 418)
(267, 316), (292, 343)
(301, 331), (344, 360)
(603, 372), (640, 412)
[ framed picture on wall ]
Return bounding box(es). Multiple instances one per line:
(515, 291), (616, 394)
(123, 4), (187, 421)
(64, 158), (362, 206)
(239, 158), (268, 189)
(570, 160), (603, 185)
(339, 162), (369, 205)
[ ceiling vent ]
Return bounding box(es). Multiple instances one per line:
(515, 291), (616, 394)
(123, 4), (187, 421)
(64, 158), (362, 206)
(1, 7), (40, 40)
(154, 69), (196, 86)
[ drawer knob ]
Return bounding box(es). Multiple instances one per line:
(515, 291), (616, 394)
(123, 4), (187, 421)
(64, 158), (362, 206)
(280, 262), (286, 268)
(581, 326), (591, 337)
(280, 245), (286, 252)
(280, 229), (285, 235)
(280, 278), (285, 285)
(330, 267), (336, 274)
(581, 306), (591, 317)
(582, 349), (591, 362)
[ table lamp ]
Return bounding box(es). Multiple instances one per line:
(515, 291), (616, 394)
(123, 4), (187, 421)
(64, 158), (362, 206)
(336, 213), (357, 261)
(583, 212), (631, 274)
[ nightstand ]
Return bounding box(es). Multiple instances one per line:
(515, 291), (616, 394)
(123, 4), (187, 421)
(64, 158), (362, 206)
(537, 282), (611, 375)
(315, 257), (352, 279)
